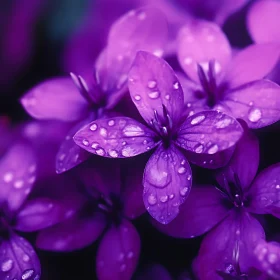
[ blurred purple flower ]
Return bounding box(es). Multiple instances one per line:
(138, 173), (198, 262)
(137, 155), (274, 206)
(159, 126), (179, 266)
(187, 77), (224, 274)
(155, 122), (280, 278)
(74, 51), (243, 224)
(177, 19), (280, 129)
(20, 7), (168, 174)
(36, 160), (145, 280)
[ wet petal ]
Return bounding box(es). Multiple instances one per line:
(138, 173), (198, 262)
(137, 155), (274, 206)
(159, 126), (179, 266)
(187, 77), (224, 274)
(143, 144), (192, 224)
(176, 110), (243, 157)
(0, 233), (40, 280)
(96, 7), (168, 95)
(96, 220), (140, 280)
(196, 211), (265, 279)
(36, 212), (106, 252)
(248, 163), (280, 217)
(56, 120), (91, 174)
(223, 43), (280, 89)
(216, 122), (259, 190)
(177, 20), (231, 83)
(223, 80), (280, 128)
(0, 142), (37, 212)
(254, 240), (280, 279)
(20, 77), (89, 121)
(73, 117), (157, 158)
(247, 0), (280, 43)
(128, 51), (184, 129)
(154, 185), (229, 238)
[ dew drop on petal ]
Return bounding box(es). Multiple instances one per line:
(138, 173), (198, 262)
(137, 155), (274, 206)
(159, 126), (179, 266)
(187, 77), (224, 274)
(169, 194), (174, 199)
(99, 128), (108, 137)
(122, 141), (127, 146)
(14, 180), (24, 189)
(138, 12), (146, 20)
(121, 146), (137, 157)
(276, 185), (280, 189)
(90, 123), (97, 131)
(118, 253), (125, 261)
(22, 269), (35, 280)
(134, 95), (141, 101)
(3, 172), (13, 183)
(23, 254), (30, 262)
(160, 195), (168, 203)
(148, 80), (157, 89)
(184, 57), (193, 65)
(248, 108), (262, 122)
(187, 175), (192, 181)
(148, 91), (160, 99)
(180, 187), (189, 196)
(173, 82), (179, 89)
(268, 253), (278, 264)
(191, 115), (205, 125)
(178, 166), (186, 174)
(148, 194), (157, 205)
(127, 252), (134, 259)
(194, 144), (204, 153)
(1, 259), (13, 272)
(96, 148), (105, 156)
(108, 150), (118, 158)
(207, 144), (219, 154)
(108, 120), (115, 127)
(165, 95), (170, 100)
(82, 139), (89, 146)
(215, 118), (232, 128)
(123, 124), (144, 137)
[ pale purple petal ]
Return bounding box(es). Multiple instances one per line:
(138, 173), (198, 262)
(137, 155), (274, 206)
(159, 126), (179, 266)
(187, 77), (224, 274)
(223, 43), (280, 89)
(0, 143), (37, 212)
(176, 110), (243, 156)
(222, 80), (280, 129)
(196, 211), (265, 279)
(216, 122), (259, 190)
(254, 240), (280, 279)
(20, 77), (89, 121)
(247, 163), (280, 217)
(247, 0), (280, 43)
(96, 219), (140, 280)
(36, 212), (106, 252)
(128, 51), (184, 128)
(0, 233), (40, 280)
(73, 117), (157, 158)
(154, 185), (229, 238)
(177, 20), (231, 83)
(143, 144), (192, 224)
(56, 120), (91, 174)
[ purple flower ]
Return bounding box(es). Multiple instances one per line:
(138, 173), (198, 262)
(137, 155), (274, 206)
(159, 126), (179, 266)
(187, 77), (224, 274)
(155, 123), (280, 278)
(20, 7), (168, 174)
(35, 160), (145, 280)
(177, 19), (280, 129)
(73, 51), (243, 224)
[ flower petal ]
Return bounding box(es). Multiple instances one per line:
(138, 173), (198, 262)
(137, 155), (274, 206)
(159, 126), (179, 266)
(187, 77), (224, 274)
(223, 80), (280, 129)
(36, 212), (106, 252)
(96, 220), (140, 280)
(248, 163), (280, 217)
(73, 117), (157, 158)
(154, 185), (230, 238)
(143, 144), (192, 224)
(0, 233), (40, 280)
(20, 77), (88, 121)
(247, 0), (280, 43)
(56, 120), (91, 174)
(196, 211), (265, 279)
(128, 51), (184, 129)
(176, 110), (243, 156)
(254, 240), (280, 279)
(177, 20), (231, 83)
(216, 121), (259, 190)
(135, 264), (172, 280)
(223, 43), (280, 89)
(0, 142), (37, 212)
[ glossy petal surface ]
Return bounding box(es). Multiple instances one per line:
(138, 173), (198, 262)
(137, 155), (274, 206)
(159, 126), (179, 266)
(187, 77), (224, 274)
(96, 220), (140, 280)
(20, 78), (88, 121)
(74, 117), (157, 158)
(177, 20), (231, 83)
(143, 144), (192, 224)
(155, 185), (229, 238)
(0, 233), (40, 280)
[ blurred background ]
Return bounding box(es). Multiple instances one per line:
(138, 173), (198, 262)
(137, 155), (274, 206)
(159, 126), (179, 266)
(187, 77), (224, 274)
(1, 0), (280, 279)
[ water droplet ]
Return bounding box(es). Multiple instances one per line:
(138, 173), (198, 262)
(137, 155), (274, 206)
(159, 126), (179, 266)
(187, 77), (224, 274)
(91, 142), (99, 149)
(180, 187), (189, 196)
(59, 153), (66, 161)
(165, 95), (170, 100)
(121, 146), (136, 157)
(23, 254), (30, 262)
(3, 172), (13, 183)
(194, 144), (204, 153)
(148, 91), (160, 99)
(122, 141), (127, 146)
(188, 111), (194, 117)
(108, 120), (115, 126)
(123, 124), (144, 137)
(148, 194), (157, 205)
(134, 95), (141, 101)
(268, 253), (278, 264)
(148, 80), (157, 89)
(1, 259), (13, 272)
(118, 253), (125, 261)
(127, 252), (134, 259)
(99, 128), (108, 137)
(248, 108), (262, 122)
(187, 175), (192, 181)
(184, 57), (193, 65)
(153, 49), (163, 57)
(169, 194), (174, 199)
(215, 118), (232, 128)
(276, 185), (280, 189)
(34, 275), (40, 280)
(82, 139), (89, 146)
(249, 101), (253, 106)
(90, 123), (97, 131)
(95, 148), (105, 156)
(14, 180), (24, 189)
(28, 165), (36, 173)
(120, 264), (127, 272)
(207, 144), (218, 154)
(173, 82), (179, 89)
(178, 167), (186, 174)
(160, 195), (168, 203)
(191, 115), (205, 125)
(108, 150), (118, 158)
(22, 269), (34, 280)
(187, 103), (192, 108)
(138, 12), (146, 20)
(143, 140), (147, 144)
